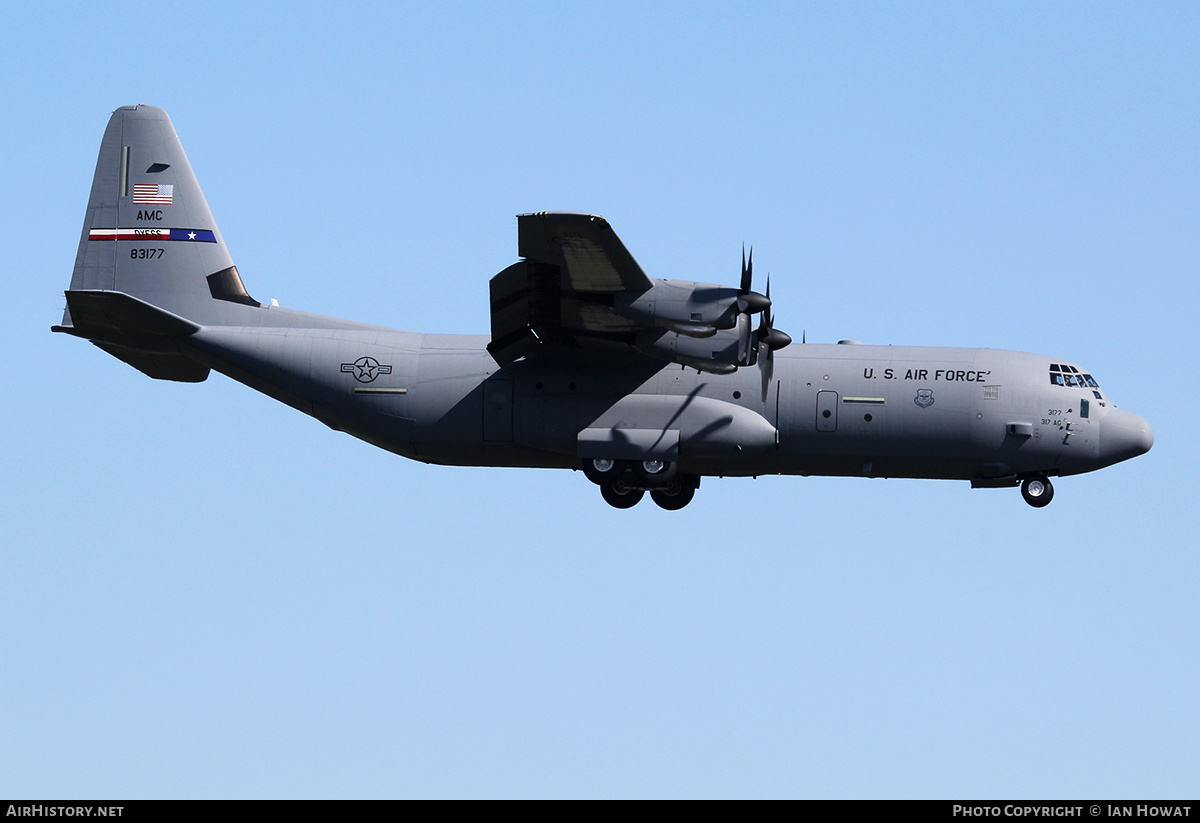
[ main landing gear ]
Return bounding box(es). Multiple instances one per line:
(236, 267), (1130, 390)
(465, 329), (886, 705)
(584, 458), (699, 510)
(1021, 475), (1055, 508)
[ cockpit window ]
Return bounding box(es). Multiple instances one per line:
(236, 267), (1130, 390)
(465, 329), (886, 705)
(1049, 364), (1101, 390)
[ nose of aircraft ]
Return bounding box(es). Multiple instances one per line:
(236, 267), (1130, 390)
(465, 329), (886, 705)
(1099, 408), (1154, 465)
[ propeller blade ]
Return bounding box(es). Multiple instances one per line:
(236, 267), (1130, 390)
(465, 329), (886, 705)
(740, 246), (753, 295)
(760, 344), (773, 401)
(737, 313), (753, 366)
(755, 276), (791, 399)
(755, 278), (792, 351)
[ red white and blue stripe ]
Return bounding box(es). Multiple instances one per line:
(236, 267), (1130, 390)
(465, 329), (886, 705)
(88, 228), (217, 242)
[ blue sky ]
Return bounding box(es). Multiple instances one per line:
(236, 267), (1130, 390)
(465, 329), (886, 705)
(1, 1), (1197, 798)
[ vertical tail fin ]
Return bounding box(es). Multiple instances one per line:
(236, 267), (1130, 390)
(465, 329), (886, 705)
(55, 105), (262, 381)
(62, 105), (257, 329)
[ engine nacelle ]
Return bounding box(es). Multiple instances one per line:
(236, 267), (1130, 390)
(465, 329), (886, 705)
(614, 279), (764, 338)
(634, 326), (748, 374)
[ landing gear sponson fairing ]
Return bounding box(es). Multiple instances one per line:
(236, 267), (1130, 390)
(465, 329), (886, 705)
(55, 106), (1153, 510)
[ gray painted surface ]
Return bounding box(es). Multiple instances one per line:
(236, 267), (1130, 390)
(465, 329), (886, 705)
(55, 106), (1154, 509)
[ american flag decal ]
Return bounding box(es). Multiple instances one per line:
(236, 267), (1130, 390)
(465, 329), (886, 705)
(133, 183), (173, 205)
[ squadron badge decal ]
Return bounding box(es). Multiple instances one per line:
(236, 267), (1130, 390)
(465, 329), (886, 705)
(914, 389), (935, 409)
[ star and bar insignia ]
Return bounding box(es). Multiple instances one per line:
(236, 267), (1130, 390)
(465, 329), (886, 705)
(340, 356), (393, 384)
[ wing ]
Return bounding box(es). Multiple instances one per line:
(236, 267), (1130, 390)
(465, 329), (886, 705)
(487, 212), (786, 373)
(518, 211), (652, 294)
(488, 212), (653, 365)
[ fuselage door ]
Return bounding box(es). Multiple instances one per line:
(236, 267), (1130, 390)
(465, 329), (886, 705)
(816, 390), (838, 432)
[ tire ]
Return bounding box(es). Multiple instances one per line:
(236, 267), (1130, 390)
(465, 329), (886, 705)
(650, 479), (696, 511)
(636, 459), (677, 483)
(583, 457), (622, 485)
(601, 482), (644, 509)
(1021, 476), (1054, 508)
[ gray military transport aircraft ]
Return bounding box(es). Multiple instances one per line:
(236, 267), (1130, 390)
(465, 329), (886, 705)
(55, 105), (1153, 510)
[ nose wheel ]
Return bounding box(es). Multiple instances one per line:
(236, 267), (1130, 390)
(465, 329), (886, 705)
(1021, 476), (1054, 508)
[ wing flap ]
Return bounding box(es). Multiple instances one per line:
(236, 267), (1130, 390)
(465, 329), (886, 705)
(487, 262), (541, 365)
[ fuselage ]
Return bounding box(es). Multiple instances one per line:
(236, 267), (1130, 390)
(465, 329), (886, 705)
(181, 310), (1153, 486)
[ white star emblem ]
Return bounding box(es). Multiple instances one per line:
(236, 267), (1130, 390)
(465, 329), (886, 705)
(354, 358), (380, 381)
(341, 356), (393, 384)
(188, 231), (197, 240)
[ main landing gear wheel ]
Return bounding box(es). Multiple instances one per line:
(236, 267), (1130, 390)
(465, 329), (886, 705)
(1021, 476), (1055, 508)
(650, 480), (696, 511)
(583, 457), (622, 485)
(601, 482), (644, 509)
(637, 459), (677, 484)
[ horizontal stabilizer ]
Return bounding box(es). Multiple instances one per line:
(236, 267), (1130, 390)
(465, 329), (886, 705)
(92, 341), (210, 382)
(54, 290), (208, 382)
(56, 290), (200, 342)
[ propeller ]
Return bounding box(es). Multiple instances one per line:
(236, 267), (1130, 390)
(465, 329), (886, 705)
(738, 247), (771, 315)
(755, 277), (792, 400)
(756, 278), (792, 352)
(736, 247), (771, 366)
